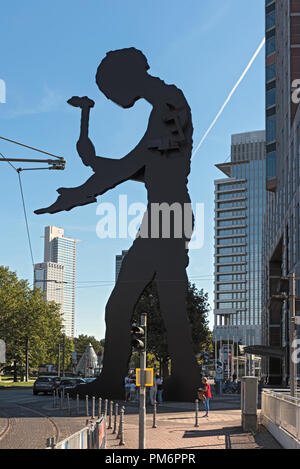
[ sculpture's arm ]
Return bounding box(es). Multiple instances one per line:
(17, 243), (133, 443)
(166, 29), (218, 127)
(35, 143), (147, 215)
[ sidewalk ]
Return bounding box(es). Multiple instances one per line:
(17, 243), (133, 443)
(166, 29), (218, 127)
(105, 398), (281, 450)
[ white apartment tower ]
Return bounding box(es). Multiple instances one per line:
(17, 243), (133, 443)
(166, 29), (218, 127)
(213, 131), (266, 347)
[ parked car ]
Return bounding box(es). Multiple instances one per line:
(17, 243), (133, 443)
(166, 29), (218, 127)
(33, 376), (60, 395)
(84, 377), (96, 383)
(57, 377), (86, 396)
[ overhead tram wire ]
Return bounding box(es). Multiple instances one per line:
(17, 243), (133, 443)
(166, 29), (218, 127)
(0, 151), (35, 270)
(0, 136), (63, 160)
(0, 137), (67, 277)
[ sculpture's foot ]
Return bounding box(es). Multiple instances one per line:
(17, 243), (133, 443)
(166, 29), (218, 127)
(70, 373), (124, 401)
(34, 187), (97, 215)
(163, 371), (202, 402)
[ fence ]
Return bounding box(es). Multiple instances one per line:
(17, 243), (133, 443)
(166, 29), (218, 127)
(261, 389), (300, 449)
(47, 416), (106, 449)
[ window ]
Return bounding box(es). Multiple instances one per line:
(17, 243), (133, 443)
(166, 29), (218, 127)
(266, 10), (275, 30)
(266, 152), (277, 178)
(266, 88), (276, 108)
(266, 36), (276, 55)
(266, 63), (276, 82)
(217, 303), (233, 310)
(266, 115), (276, 142)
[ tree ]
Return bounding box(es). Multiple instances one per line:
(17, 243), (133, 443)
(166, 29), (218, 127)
(0, 266), (63, 380)
(133, 281), (211, 378)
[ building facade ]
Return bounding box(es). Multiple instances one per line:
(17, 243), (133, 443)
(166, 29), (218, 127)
(262, 0), (300, 385)
(213, 131), (266, 348)
(34, 226), (78, 338)
(115, 250), (129, 282)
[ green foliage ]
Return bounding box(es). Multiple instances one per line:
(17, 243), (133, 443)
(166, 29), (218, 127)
(133, 281), (211, 364)
(0, 266), (64, 379)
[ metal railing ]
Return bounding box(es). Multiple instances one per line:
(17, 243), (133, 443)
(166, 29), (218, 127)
(47, 416), (106, 449)
(261, 389), (300, 443)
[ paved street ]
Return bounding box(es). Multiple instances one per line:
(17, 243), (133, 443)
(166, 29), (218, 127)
(0, 387), (94, 449)
(0, 388), (281, 449)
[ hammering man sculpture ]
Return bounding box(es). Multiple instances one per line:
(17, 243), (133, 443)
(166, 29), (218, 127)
(36, 48), (201, 401)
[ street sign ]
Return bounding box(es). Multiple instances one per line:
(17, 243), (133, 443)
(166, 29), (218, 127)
(0, 340), (6, 363)
(136, 368), (153, 387)
(215, 366), (223, 382)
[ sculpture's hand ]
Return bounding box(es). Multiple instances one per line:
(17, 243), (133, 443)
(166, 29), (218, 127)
(67, 96), (95, 109)
(34, 187), (97, 215)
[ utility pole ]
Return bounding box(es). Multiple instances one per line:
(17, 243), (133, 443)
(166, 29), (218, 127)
(289, 272), (297, 397)
(25, 337), (29, 382)
(58, 344), (61, 377)
(62, 334), (65, 377)
(139, 313), (147, 450)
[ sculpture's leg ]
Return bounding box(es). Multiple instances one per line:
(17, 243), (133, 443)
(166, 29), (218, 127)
(156, 245), (201, 402)
(78, 241), (155, 399)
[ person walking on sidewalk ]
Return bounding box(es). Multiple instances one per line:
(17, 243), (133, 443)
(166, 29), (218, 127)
(199, 377), (212, 417)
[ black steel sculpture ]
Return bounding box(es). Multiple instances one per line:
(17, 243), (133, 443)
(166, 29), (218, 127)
(35, 48), (201, 401)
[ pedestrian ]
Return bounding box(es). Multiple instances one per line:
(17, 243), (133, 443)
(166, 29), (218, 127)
(130, 379), (136, 401)
(199, 377), (212, 418)
(124, 374), (131, 402)
(156, 374), (163, 404)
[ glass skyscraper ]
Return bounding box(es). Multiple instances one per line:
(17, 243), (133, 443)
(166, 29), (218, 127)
(213, 131), (266, 347)
(262, 0), (300, 385)
(34, 226), (78, 338)
(115, 250), (129, 282)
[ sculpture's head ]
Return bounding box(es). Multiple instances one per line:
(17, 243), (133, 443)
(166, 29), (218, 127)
(96, 48), (149, 108)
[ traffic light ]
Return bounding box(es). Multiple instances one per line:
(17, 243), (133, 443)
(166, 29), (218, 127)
(131, 324), (145, 351)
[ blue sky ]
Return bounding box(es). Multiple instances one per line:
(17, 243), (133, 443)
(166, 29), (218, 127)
(0, 0), (265, 339)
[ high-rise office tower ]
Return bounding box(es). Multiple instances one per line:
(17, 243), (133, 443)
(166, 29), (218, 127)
(213, 131), (266, 347)
(262, 0), (300, 385)
(34, 226), (78, 338)
(115, 250), (129, 282)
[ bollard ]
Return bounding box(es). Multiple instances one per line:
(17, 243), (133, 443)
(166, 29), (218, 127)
(104, 399), (108, 420)
(76, 394), (79, 415)
(241, 376), (258, 432)
(152, 399), (157, 428)
(67, 393), (71, 416)
(92, 396), (95, 420)
(86, 395), (89, 417)
(117, 407), (122, 439)
(108, 400), (113, 429)
(46, 436), (56, 449)
(119, 406), (125, 446)
(194, 399), (199, 427)
(113, 403), (118, 434)
(53, 390), (56, 408)
(60, 389), (63, 409)
(98, 397), (102, 418)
